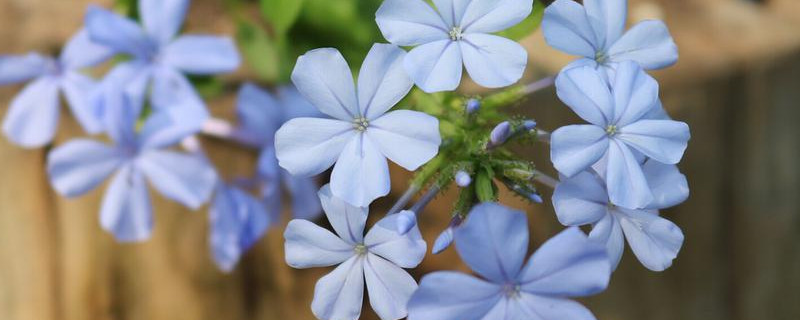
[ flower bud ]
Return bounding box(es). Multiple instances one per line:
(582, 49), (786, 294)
(455, 170), (471, 187)
(489, 121), (512, 147)
(523, 120), (537, 131)
(432, 227), (454, 254)
(465, 99), (480, 114)
(395, 210), (417, 235)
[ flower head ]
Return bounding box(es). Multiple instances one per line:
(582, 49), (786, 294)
(209, 183), (271, 272)
(407, 202), (610, 320)
(275, 44), (441, 207)
(376, 0), (532, 92)
(284, 185), (427, 320)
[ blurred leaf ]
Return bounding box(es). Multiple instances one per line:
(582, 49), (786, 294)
(236, 20), (282, 82)
(260, 0), (305, 36)
(496, 0), (545, 41)
(188, 75), (224, 98)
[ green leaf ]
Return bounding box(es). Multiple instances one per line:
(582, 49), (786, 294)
(260, 0), (305, 36)
(496, 0), (545, 41)
(236, 20), (282, 82)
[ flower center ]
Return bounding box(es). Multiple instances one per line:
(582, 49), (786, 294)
(605, 124), (618, 136)
(595, 51), (608, 64)
(502, 283), (522, 299)
(353, 117), (369, 132)
(449, 26), (463, 41)
(354, 244), (367, 255)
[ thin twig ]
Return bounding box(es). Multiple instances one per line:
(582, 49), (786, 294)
(409, 185), (441, 214)
(533, 170), (559, 189)
(201, 118), (263, 148)
(536, 129), (551, 144)
(522, 75), (556, 95)
(387, 185), (421, 215)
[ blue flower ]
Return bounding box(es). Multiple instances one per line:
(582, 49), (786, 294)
(376, 0), (531, 92)
(284, 185), (426, 320)
(209, 183), (271, 272)
(275, 44), (441, 207)
(46, 89), (216, 242)
(542, 0), (678, 76)
(407, 203), (610, 320)
(85, 0), (240, 128)
(0, 29), (112, 147)
(550, 61), (690, 208)
(552, 161), (688, 271)
(236, 83), (323, 221)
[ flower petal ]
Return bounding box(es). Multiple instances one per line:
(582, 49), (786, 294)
(407, 271), (502, 320)
(364, 213), (427, 268)
(368, 110), (441, 171)
(517, 294), (598, 320)
(583, 0), (627, 49)
(610, 61), (660, 126)
(376, 0), (449, 47)
(284, 173), (323, 220)
(47, 140), (123, 197)
(357, 44), (413, 120)
(461, 33), (528, 88)
(311, 256), (365, 320)
(291, 48), (358, 121)
(100, 165), (153, 242)
(318, 184), (369, 245)
(455, 202), (529, 283)
(589, 213), (625, 271)
(608, 20), (678, 70)
(163, 36), (240, 75)
(139, 0), (189, 45)
(278, 85), (324, 120)
(618, 119), (690, 164)
(553, 171), (609, 226)
(85, 5), (151, 58)
(283, 218), (354, 268)
(618, 207), (684, 271)
(236, 83), (283, 143)
(555, 65), (614, 126)
(0, 53), (51, 85)
(2, 78), (60, 148)
(210, 184), (271, 272)
(404, 40), (463, 93)
(138, 102), (208, 150)
(137, 150), (217, 209)
(275, 117), (355, 176)
(461, 0), (534, 34)
(520, 227), (610, 297)
(604, 140), (653, 208)
(643, 160), (689, 209)
(61, 72), (104, 134)
(542, 0), (599, 58)
(364, 254), (418, 320)
(330, 134), (391, 207)
(550, 125), (609, 177)
(59, 29), (115, 69)
(432, 0), (469, 28)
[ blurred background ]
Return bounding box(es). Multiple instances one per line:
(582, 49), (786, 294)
(1, 0), (799, 319)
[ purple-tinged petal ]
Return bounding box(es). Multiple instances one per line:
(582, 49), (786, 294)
(100, 165), (153, 242)
(275, 117), (355, 176)
(330, 134), (391, 207)
(284, 173), (323, 220)
(461, 33), (528, 88)
(61, 71), (104, 134)
(357, 44), (413, 120)
(311, 256), (365, 320)
(284, 219), (354, 268)
(404, 40), (463, 93)
(519, 227), (610, 297)
(461, 0), (534, 34)
(318, 184), (368, 245)
(139, 0), (189, 45)
(617, 207), (684, 271)
(432, 0), (469, 28)
(605, 140), (653, 208)
(617, 119), (690, 165)
(550, 125), (609, 177)
(407, 271), (502, 320)
(455, 202), (529, 283)
(277, 85), (323, 120)
(553, 171), (609, 226)
(100, 87), (139, 147)
(589, 213), (625, 271)
(2, 77), (60, 148)
(517, 294), (598, 320)
(59, 29), (115, 69)
(364, 254), (418, 320)
(643, 160), (689, 209)
(608, 20), (679, 70)
(583, 0), (627, 50)
(85, 5), (152, 58)
(47, 139), (124, 197)
(138, 105), (207, 150)
(376, 0), (449, 47)
(237, 83), (283, 143)
(364, 213), (427, 268)
(163, 36), (240, 75)
(542, 0), (599, 58)
(137, 150), (217, 209)
(0, 53), (51, 85)
(610, 61), (660, 126)
(210, 184), (271, 272)
(291, 48), (358, 121)
(368, 110), (441, 171)
(555, 65), (614, 126)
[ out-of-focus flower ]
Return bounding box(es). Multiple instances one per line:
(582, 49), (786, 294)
(209, 183), (271, 272)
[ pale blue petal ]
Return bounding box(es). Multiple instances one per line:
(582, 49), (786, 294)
(643, 161), (689, 209)
(364, 213), (427, 268)
(520, 227), (610, 297)
(99, 87), (138, 147)
(364, 254), (418, 320)
(404, 40), (463, 93)
(407, 271), (501, 320)
(163, 36), (240, 75)
(618, 207), (684, 271)
(542, 0), (599, 58)
(277, 85), (324, 120)
(330, 134), (391, 207)
(149, 66), (205, 112)
(0, 53), (51, 85)
(432, 0), (469, 28)
(357, 44), (413, 120)
(605, 140), (653, 208)
(138, 104), (207, 150)
(137, 150), (217, 209)
(461, 33), (528, 88)
(318, 184), (369, 245)
(588, 213), (625, 270)
(376, 0), (449, 47)
(618, 119), (690, 164)
(608, 20), (678, 70)
(550, 125), (609, 177)
(311, 256), (365, 320)
(368, 110), (441, 171)
(284, 173), (323, 220)
(455, 202), (528, 283)
(59, 29), (115, 69)
(210, 184), (271, 272)
(291, 48), (358, 121)
(47, 140), (124, 197)
(583, 0), (627, 50)
(237, 83), (282, 143)
(2, 77), (60, 148)
(552, 171), (608, 226)
(85, 5), (152, 58)
(555, 65), (614, 126)
(100, 165), (153, 242)
(257, 147), (280, 180)
(610, 61), (660, 126)
(91, 62), (150, 122)
(517, 294), (598, 320)
(274, 118), (355, 176)
(139, 0), (189, 45)
(283, 219), (354, 268)
(461, 0), (534, 34)
(61, 72), (104, 134)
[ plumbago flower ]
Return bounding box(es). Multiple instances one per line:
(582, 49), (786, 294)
(85, 0), (240, 126)
(553, 161), (688, 271)
(236, 84), (323, 221)
(284, 185), (426, 320)
(542, 0), (678, 76)
(408, 203), (610, 320)
(0, 30), (112, 147)
(275, 44), (441, 207)
(376, 0), (532, 92)
(550, 61), (690, 209)
(46, 89), (216, 242)
(209, 183), (270, 272)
